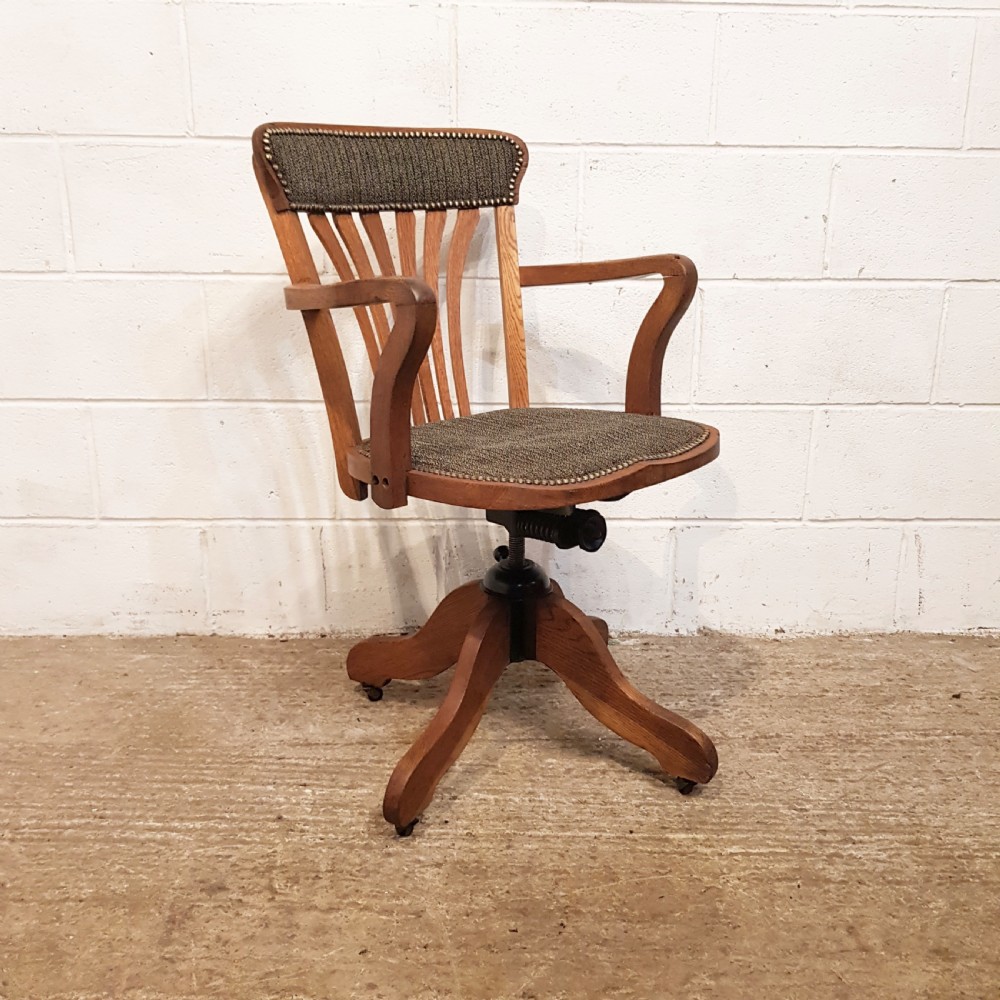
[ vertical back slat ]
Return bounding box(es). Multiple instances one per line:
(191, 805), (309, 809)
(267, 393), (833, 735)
(360, 212), (426, 425)
(308, 213), (381, 372)
(422, 210), (453, 421)
(445, 208), (480, 417)
(333, 214), (392, 352)
(396, 211), (441, 423)
(361, 212), (398, 289)
(494, 205), (529, 408)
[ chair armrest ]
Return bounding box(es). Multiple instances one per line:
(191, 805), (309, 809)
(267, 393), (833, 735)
(518, 254), (697, 415)
(285, 277), (438, 509)
(519, 253), (691, 287)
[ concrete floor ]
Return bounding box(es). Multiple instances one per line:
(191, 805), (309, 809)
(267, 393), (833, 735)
(1, 632), (998, 999)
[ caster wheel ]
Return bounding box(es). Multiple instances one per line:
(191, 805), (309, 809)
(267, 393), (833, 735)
(395, 819), (418, 837)
(676, 778), (697, 796)
(361, 683), (383, 702)
(493, 545), (509, 562)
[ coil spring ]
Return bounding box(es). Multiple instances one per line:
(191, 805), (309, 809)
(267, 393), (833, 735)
(512, 512), (571, 546)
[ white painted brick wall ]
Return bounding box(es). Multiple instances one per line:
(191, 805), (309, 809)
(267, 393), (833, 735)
(2, 0), (998, 637)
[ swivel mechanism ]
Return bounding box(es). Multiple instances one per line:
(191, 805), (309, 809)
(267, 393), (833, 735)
(344, 507), (719, 836)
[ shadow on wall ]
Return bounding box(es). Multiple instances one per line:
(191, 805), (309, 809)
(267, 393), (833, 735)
(204, 231), (508, 634)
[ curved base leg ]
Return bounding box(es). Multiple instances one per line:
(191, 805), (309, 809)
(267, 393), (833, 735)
(550, 583), (608, 642)
(588, 616), (610, 645)
(346, 580), (488, 687)
(534, 593), (717, 785)
(383, 599), (510, 832)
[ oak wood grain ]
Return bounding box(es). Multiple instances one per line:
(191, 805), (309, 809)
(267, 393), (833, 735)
(396, 210), (439, 424)
(382, 598), (510, 830)
(494, 206), (529, 408)
(308, 213), (381, 371)
(283, 275), (437, 509)
(445, 208), (480, 417)
(422, 209), (453, 420)
(346, 580), (489, 686)
(334, 214), (393, 351)
(535, 592), (718, 784)
(255, 160), (364, 500)
(360, 211), (426, 425)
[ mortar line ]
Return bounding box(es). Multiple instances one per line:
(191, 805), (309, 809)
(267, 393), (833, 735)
(9, 272), (1000, 286)
(198, 282), (213, 400)
(178, 0), (197, 135)
(4, 516), (998, 527)
(961, 18), (980, 149)
(821, 157), (839, 275)
(690, 286), (704, 403)
(666, 525), (679, 624)
(5, 399), (999, 411)
(708, 12), (723, 143)
(53, 139), (76, 274)
(929, 285), (951, 403)
(449, 3), (459, 124)
(800, 408), (820, 520)
(85, 407), (102, 522)
(199, 526), (212, 631)
(10, 133), (1000, 154)
(892, 524), (911, 628)
(411, 0), (1000, 14)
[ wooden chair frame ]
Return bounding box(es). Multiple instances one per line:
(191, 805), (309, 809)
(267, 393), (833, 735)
(253, 123), (720, 835)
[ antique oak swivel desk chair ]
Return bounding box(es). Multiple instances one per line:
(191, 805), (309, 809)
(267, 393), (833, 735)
(253, 123), (720, 835)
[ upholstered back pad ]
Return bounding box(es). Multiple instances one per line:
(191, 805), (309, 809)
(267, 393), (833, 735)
(258, 126), (527, 213)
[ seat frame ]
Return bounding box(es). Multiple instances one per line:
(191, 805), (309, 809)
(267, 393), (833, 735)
(253, 122), (720, 835)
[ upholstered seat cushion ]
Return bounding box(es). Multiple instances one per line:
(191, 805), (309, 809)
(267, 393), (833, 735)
(359, 407), (710, 486)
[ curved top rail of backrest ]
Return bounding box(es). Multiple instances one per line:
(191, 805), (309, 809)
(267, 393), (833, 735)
(252, 122), (529, 214)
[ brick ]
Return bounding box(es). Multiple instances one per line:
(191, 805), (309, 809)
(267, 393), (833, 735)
(0, 143), (65, 271)
(319, 521), (445, 633)
(807, 409), (1000, 519)
(698, 285), (941, 403)
(827, 156), (1000, 279)
(546, 523), (676, 633)
(0, 525), (204, 634)
(716, 15), (973, 147)
(186, 4), (451, 135)
(897, 526), (1000, 631)
(673, 525), (902, 633)
(523, 281), (695, 406)
(457, 6), (714, 144)
(0, 407), (93, 517)
(205, 279), (329, 401)
(467, 151), (582, 278)
(0, 279), (207, 399)
(452, 278), (696, 407)
(935, 285), (1000, 404)
(967, 20), (1000, 148)
(3, 1), (187, 134)
(614, 408), (811, 519)
(582, 152), (830, 279)
(92, 405), (339, 518)
(206, 525), (327, 633)
(63, 142), (281, 273)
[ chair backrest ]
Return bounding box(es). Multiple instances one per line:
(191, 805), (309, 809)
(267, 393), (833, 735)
(252, 122), (531, 499)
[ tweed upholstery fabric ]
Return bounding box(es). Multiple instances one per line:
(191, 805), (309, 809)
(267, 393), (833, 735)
(359, 408), (710, 486)
(261, 127), (525, 213)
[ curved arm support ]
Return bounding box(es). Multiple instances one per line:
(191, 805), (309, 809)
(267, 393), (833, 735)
(518, 254), (698, 415)
(285, 277), (438, 509)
